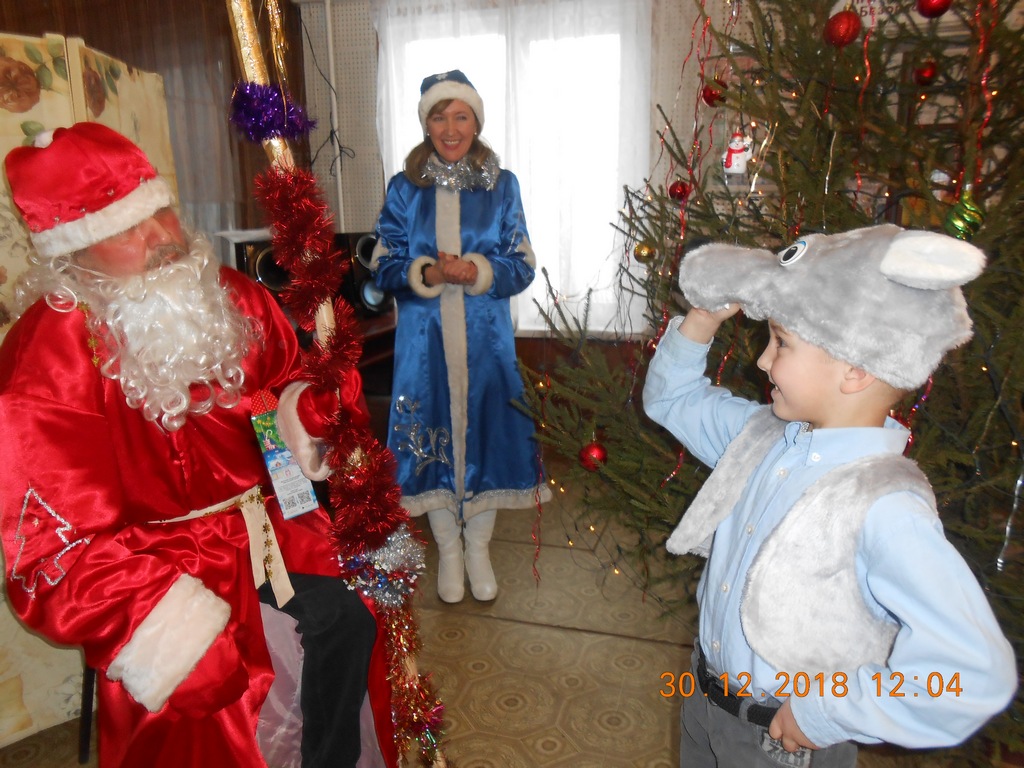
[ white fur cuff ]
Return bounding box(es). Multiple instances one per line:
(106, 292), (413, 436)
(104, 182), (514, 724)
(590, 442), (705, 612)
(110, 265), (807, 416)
(107, 574), (230, 712)
(409, 256), (445, 299)
(462, 253), (493, 296)
(277, 381), (331, 481)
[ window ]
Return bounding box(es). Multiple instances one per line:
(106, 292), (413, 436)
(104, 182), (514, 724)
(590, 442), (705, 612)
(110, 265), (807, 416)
(372, 0), (653, 334)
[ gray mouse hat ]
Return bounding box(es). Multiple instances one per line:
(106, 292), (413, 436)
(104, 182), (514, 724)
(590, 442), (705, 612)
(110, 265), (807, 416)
(678, 224), (986, 389)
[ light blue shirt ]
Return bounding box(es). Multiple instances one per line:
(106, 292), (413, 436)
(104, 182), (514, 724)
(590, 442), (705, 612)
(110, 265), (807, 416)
(643, 316), (1016, 748)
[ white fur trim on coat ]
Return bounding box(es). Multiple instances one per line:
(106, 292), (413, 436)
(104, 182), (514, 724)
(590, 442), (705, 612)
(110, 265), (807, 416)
(666, 407), (785, 557)
(107, 573), (230, 712)
(30, 177), (175, 259)
(409, 256), (445, 299)
(741, 453), (930, 673)
(276, 381), (332, 482)
(461, 253), (493, 296)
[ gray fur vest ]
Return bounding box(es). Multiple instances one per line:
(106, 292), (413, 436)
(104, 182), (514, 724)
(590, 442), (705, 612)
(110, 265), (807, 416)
(667, 408), (936, 673)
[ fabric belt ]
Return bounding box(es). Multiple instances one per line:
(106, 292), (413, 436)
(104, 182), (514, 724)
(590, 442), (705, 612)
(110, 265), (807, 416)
(154, 485), (295, 606)
(697, 644), (779, 729)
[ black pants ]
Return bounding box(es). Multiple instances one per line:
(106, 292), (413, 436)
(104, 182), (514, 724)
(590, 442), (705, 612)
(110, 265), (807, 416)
(259, 573), (377, 768)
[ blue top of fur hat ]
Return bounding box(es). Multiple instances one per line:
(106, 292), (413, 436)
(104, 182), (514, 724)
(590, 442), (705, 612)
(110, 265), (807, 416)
(678, 224), (986, 390)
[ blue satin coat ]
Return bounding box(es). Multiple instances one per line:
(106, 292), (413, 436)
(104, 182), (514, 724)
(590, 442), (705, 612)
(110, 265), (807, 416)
(371, 169), (549, 520)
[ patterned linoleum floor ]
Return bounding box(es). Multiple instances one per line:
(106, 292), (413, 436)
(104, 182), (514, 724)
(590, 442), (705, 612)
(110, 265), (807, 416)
(0, 466), (1009, 767)
(413, 499), (693, 767)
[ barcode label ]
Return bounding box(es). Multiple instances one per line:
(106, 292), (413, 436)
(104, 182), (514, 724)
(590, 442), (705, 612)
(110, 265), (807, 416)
(252, 407), (319, 519)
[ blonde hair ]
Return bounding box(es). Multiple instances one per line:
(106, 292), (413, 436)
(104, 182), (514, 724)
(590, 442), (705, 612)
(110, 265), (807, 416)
(403, 98), (494, 188)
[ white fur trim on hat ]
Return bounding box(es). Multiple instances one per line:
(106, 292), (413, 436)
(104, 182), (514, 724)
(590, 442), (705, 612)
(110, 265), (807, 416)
(419, 81), (485, 131)
(29, 176), (174, 259)
(106, 573), (230, 712)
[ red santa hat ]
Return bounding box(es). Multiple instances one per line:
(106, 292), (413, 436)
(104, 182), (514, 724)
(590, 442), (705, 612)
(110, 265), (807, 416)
(4, 122), (174, 259)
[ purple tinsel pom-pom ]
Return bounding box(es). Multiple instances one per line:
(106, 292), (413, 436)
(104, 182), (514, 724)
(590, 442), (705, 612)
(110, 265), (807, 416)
(230, 81), (316, 142)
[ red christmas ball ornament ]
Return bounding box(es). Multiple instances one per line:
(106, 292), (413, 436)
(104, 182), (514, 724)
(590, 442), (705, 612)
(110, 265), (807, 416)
(823, 9), (862, 48)
(701, 80), (726, 107)
(578, 441), (608, 472)
(913, 60), (938, 86)
(668, 178), (691, 201)
(916, 0), (952, 17)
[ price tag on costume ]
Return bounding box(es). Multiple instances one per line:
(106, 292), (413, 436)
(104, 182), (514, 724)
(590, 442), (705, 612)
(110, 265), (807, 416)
(251, 389), (319, 519)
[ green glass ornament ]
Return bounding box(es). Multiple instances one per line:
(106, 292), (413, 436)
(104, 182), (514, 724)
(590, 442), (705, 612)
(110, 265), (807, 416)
(944, 186), (985, 241)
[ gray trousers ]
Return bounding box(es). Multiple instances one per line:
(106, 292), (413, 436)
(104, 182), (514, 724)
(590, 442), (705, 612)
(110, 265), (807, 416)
(680, 649), (858, 768)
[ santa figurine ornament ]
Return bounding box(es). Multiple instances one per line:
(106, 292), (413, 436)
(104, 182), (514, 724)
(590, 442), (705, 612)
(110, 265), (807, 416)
(722, 130), (753, 184)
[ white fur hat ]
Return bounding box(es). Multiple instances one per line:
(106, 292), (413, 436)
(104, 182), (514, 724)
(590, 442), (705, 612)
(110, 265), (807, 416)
(678, 224), (986, 389)
(418, 69), (484, 131)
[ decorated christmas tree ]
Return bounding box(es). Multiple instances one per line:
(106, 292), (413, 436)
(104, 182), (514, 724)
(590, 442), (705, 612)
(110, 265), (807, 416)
(521, 0), (1023, 763)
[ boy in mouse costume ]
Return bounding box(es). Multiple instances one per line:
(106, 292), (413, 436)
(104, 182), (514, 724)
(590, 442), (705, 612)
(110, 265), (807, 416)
(642, 224), (1016, 767)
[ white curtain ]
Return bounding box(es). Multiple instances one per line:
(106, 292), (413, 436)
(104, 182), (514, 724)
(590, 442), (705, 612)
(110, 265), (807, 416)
(371, 0), (653, 335)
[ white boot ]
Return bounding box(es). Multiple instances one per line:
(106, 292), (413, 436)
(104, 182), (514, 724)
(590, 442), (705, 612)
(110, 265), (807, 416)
(427, 509), (465, 603)
(464, 509), (498, 602)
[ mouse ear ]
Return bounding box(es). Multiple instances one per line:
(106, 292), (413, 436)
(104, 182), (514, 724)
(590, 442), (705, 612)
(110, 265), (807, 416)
(879, 229), (986, 290)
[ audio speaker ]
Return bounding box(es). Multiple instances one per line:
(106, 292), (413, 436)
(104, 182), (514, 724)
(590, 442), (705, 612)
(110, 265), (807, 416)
(233, 232), (393, 319)
(235, 240), (290, 293)
(335, 232), (393, 316)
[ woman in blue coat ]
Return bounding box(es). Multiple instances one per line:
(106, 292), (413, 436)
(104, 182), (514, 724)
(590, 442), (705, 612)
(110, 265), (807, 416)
(371, 70), (550, 603)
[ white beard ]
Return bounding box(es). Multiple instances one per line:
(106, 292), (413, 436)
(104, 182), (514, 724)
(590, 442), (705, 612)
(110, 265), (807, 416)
(68, 234), (257, 431)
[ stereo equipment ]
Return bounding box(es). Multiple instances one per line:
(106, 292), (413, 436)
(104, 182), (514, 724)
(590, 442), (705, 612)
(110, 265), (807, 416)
(232, 233), (395, 384)
(233, 232), (392, 318)
(337, 233), (392, 316)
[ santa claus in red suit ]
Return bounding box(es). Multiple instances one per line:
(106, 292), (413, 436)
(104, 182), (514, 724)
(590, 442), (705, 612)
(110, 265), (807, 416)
(0, 123), (396, 768)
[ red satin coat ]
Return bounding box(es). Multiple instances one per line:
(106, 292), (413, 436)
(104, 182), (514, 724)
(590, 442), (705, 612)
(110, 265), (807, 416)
(0, 268), (396, 768)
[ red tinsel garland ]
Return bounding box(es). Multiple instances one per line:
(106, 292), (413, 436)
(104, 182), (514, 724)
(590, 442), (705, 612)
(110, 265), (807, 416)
(255, 166), (409, 552)
(255, 167), (344, 330)
(253, 165), (449, 766)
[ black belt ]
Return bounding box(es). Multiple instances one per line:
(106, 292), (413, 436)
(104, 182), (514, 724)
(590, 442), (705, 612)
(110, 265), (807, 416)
(696, 645), (779, 729)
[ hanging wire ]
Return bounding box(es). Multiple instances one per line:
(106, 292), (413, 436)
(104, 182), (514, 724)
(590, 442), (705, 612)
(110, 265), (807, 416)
(298, 12), (357, 175)
(996, 464), (1023, 573)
